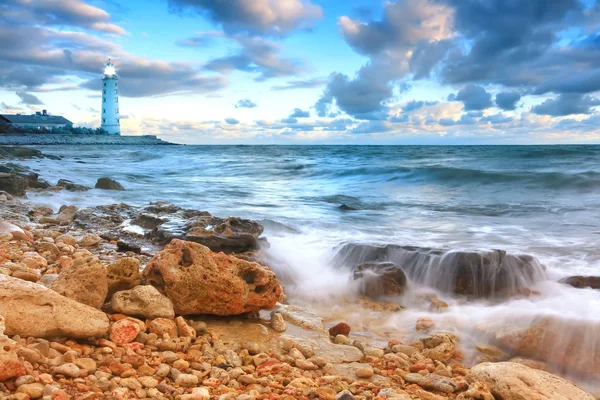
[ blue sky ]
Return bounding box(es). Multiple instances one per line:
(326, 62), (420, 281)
(1, 0), (599, 144)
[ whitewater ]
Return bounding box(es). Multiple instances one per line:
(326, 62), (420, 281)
(16, 144), (600, 389)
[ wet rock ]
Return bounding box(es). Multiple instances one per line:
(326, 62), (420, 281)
(560, 275), (600, 290)
(0, 146), (47, 159)
(95, 177), (125, 190)
(339, 204), (357, 211)
(329, 322), (351, 337)
(106, 257), (142, 297)
(333, 243), (547, 297)
(49, 256), (108, 308)
(142, 239), (281, 315)
(476, 344), (508, 362)
(353, 261), (407, 298)
(77, 233), (102, 246)
(56, 179), (90, 192)
(111, 285), (175, 319)
(494, 317), (600, 378)
(55, 205), (78, 223)
(270, 312), (286, 332)
(74, 202), (265, 256)
(0, 173), (28, 196)
(508, 357), (551, 372)
(468, 362), (595, 400)
(0, 275), (109, 338)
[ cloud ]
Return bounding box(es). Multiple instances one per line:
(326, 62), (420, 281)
(167, 0), (323, 37)
(1, 102), (22, 112)
(270, 77), (327, 91)
(176, 30), (224, 47)
(0, 4), (226, 98)
(495, 92), (521, 111)
(452, 84), (492, 111)
(439, 113), (478, 126)
(225, 117), (239, 124)
(289, 108), (309, 118)
(352, 121), (394, 134)
(2, 0), (126, 35)
(16, 91), (44, 105)
(531, 94), (600, 116)
(235, 99), (257, 108)
(281, 117), (298, 124)
(481, 113), (512, 124)
(203, 35), (304, 81)
(315, 0), (453, 120)
(403, 100), (438, 112)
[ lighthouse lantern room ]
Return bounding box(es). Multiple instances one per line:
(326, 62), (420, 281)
(101, 59), (120, 135)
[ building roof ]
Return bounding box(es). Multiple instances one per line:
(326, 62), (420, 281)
(0, 113), (72, 125)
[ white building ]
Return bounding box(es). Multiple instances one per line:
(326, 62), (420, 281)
(101, 59), (120, 135)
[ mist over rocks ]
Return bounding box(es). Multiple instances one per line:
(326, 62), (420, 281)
(333, 242), (547, 297)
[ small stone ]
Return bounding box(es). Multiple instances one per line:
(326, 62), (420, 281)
(16, 383), (44, 399)
(356, 366), (374, 379)
(270, 312), (286, 332)
(392, 344), (419, 356)
(109, 318), (142, 346)
(175, 373), (199, 387)
(337, 390), (355, 400)
(175, 316), (196, 338)
(363, 347), (384, 358)
(77, 233), (102, 247)
(329, 322), (351, 337)
(416, 317), (435, 332)
(53, 363), (80, 378)
(148, 318), (177, 338)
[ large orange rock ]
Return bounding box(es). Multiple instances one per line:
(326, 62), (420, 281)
(142, 239), (281, 315)
(494, 317), (600, 380)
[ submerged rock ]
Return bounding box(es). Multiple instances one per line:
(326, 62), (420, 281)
(333, 242), (546, 297)
(0, 275), (109, 338)
(95, 177), (125, 190)
(57, 179), (90, 192)
(352, 261), (407, 299)
(468, 362), (595, 400)
(142, 239), (281, 315)
(560, 275), (600, 290)
(74, 201), (265, 256)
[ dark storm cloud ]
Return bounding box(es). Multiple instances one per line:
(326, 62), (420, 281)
(533, 69), (600, 95)
(495, 92), (521, 111)
(0, 3), (227, 97)
(271, 77), (327, 91)
(225, 117), (239, 124)
(235, 99), (257, 108)
(453, 84), (492, 111)
(167, 0), (323, 37)
(531, 94), (600, 116)
(203, 35), (304, 81)
(16, 91), (44, 105)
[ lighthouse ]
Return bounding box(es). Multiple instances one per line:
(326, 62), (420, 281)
(101, 59), (120, 135)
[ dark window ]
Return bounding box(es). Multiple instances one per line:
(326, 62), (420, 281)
(103, 109), (105, 114)
(103, 82), (106, 87)
(102, 118), (105, 123)
(117, 118), (119, 124)
(103, 98), (106, 103)
(103, 90), (106, 94)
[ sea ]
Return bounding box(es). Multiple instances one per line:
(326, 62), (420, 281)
(17, 144), (600, 387)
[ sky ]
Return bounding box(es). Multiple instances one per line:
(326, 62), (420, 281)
(1, 0), (599, 144)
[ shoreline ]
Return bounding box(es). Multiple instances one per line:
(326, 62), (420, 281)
(0, 145), (598, 399)
(0, 134), (175, 146)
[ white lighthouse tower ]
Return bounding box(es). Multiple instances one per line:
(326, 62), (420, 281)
(101, 59), (120, 135)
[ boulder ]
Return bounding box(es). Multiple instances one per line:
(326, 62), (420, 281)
(95, 177), (125, 190)
(333, 243), (547, 297)
(49, 256), (108, 309)
(560, 275), (600, 290)
(0, 173), (28, 196)
(56, 179), (90, 192)
(468, 362), (594, 400)
(142, 239), (281, 315)
(106, 257), (142, 297)
(352, 261), (407, 299)
(0, 275), (110, 338)
(494, 317), (600, 379)
(110, 285), (174, 319)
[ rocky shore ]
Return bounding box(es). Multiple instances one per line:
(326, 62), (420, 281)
(0, 135), (173, 146)
(0, 145), (598, 400)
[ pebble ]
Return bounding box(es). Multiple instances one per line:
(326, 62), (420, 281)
(270, 312), (286, 332)
(175, 373), (199, 387)
(329, 322), (351, 337)
(53, 363), (80, 378)
(356, 366), (374, 379)
(16, 382), (44, 399)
